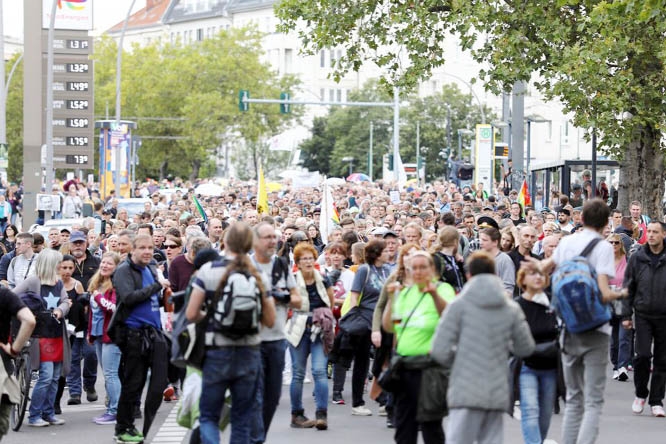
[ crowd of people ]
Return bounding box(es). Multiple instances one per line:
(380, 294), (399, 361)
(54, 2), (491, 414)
(0, 174), (664, 444)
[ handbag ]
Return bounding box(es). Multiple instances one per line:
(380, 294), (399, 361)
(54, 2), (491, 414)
(376, 289), (427, 393)
(531, 339), (559, 360)
(417, 359), (449, 422)
(338, 306), (370, 336)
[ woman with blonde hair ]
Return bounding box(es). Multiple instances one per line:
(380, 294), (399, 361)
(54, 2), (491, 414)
(607, 232), (632, 381)
(14, 249), (70, 427)
(430, 226), (465, 293)
(87, 252), (122, 424)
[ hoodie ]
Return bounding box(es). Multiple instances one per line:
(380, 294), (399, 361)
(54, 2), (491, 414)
(430, 274), (534, 411)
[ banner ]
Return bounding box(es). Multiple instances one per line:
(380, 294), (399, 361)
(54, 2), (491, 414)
(257, 166), (269, 215)
(475, 124), (494, 192)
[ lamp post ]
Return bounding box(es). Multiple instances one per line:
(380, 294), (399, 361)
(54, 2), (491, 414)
(342, 156), (354, 177)
(368, 122), (373, 181)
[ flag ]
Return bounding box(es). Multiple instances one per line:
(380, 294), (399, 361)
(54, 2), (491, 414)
(193, 195), (208, 223)
(257, 166), (269, 215)
(319, 179), (339, 244)
(517, 179), (531, 216)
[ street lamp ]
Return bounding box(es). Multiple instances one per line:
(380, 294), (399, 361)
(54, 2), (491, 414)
(342, 156), (354, 176)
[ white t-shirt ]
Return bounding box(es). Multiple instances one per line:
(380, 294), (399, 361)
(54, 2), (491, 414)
(552, 228), (614, 334)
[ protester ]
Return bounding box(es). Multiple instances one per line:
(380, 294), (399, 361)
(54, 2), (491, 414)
(624, 221), (666, 417)
(430, 251), (535, 444)
(186, 222), (276, 444)
(515, 262), (560, 444)
(285, 243), (334, 430)
(111, 233), (172, 443)
(382, 251), (453, 444)
(13, 249), (70, 427)
(606, 233), (632, 382)
(87, 252), (122, 425)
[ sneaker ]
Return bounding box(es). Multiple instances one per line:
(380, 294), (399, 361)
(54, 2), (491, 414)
(54, 404), (62, 415)
(632, 397), (646, 414)
(378, 405), (387, 417)
(86, 387), (98, 402)
(304, 376), (312, 384)
(163, 385), (175, 402)
(652, 405), (666, 417)
(617, 367), (629, 382)
(28, 418), (50, 427)
(43, 416), (66, 425)
(331, 393), (345, 405)
(115, 427), (144, 444)
(94, 413), (117, 425)
(351, 405), (372, 416)
(67, 394), (81, 405)
(612, 370), (619, 380)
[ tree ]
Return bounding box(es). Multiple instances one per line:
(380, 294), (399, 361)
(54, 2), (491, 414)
(276, 1), (666, 216)
(297, 81), (493, 181)
(5, 53), (23, 183)
(93, 28), (300, 182)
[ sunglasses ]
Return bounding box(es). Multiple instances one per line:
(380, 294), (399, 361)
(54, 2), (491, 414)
(608, 241), (620, 245)
(164, 244), (180, 249)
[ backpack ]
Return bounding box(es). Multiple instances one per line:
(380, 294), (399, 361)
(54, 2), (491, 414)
(209, 269), (263, 340)
(271, 256), (289, 287)
(551, 238), (611, 333)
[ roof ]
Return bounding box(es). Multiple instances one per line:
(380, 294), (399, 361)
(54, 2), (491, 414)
(107, 0), (171, 34)
(162, 0), (276, 24)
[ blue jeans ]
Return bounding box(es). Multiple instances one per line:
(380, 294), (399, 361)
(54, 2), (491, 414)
(610, 317), (633, 370)
(251, 339), (287, 444)
(102, 343), (122, 415)
(199, 346), (261, 444)
(289, 330), (328, 413)
(29, 361), (62, 421)
(519, 365), (557, 444)
(66, 337), (98, 396)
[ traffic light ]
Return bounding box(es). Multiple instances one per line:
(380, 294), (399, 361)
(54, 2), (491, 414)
(388, 154), (394, 170)
(239, 90), (249, 112)
(280, 92), (291, 114)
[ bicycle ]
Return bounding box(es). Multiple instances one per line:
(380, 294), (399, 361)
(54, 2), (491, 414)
(9, 341), (32, 431)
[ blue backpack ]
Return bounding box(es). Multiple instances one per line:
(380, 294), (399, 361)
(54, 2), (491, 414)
(551, 238), (611, 333)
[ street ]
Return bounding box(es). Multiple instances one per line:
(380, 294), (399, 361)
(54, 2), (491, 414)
(4, 366), (664, 444)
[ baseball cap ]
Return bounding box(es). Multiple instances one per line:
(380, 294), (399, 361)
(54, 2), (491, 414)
(69, 231), (86, 243)
(382, 230), (398, 239)
(476, 216), (499, 230)
(370, 227), (389, 236)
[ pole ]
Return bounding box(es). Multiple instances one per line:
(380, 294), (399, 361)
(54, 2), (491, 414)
(368, 121), (373, 181)
(592, 130), (597, 200)
(457, 131), (462, 159)
(115, 0), (137, 197)
(416, 121), (420, 186)
(393, 87), (400, 183)
(45, 0), (58, 196)
(0, 1), (5, 147)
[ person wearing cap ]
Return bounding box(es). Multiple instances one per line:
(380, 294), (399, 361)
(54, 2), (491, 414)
(557, 208), (574, 233)
(66, 231), (101, 407)
(570, 184), (584, 207)
(382, 230), (399, 273)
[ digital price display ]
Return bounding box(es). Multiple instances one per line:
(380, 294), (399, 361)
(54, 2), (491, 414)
(66, 155), (89, 164)
(66, 136), (89, 146)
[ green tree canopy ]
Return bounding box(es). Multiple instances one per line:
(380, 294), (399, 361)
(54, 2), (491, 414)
(277, 1), (666, 215)
(92, 27), (300, 181)
(298, 81), (493, 181)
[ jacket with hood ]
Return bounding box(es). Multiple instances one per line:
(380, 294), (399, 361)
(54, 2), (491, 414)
(430, 274), (535, 412)
(624, 241), (666, 320)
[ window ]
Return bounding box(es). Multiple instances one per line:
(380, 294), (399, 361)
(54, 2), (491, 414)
(546, 121), (552, 142)
(329, 89), (335, 102)
(320, 50), (326, 68)
(320, 89), (325, 101)
(284, 49), (293, 74)
(336, 89), (342, 102)
(561, 121), (570, 145)
(197, 28), (203, 41)
(170, 32), (175, 44)
(330, 50), (336, 67)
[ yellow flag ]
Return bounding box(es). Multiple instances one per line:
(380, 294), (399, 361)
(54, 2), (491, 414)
(257, 166), (269, 215)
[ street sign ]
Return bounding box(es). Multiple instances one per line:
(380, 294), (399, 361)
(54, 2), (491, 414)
(239, 90), (249, 112)
(280, 92), (291, 114)
(42, 29), (94, 169)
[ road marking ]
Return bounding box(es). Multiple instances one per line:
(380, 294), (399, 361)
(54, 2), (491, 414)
(150, 403), (189, 444)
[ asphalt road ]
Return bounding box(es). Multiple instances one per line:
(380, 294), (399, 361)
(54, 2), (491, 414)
(4, 365), (664, 444)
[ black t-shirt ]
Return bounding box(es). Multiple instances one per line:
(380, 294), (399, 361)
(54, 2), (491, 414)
(307, 275), (331, 311)
(0, 287), (25, 344)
